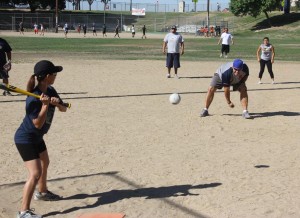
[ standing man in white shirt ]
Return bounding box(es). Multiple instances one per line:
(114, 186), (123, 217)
(218, 28), (234, 58)
(162, 25), (184, 79)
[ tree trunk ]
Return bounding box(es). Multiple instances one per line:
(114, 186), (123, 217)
(263, 10), (272, 27)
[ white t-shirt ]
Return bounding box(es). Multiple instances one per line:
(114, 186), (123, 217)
(221, 32), (233, 45)
(131, 27), (135, 33)
(163, 32), (184, 53)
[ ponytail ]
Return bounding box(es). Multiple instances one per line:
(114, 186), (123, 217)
(26, 75), (36, 92)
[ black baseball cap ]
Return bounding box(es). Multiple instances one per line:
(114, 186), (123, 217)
(34, 60), (63, 79)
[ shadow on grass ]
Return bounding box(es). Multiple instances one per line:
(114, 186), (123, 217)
(251, 12), (300, 30)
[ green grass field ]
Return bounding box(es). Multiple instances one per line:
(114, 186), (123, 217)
(3, 11), (300, 62)
(5, 35), (300, 62)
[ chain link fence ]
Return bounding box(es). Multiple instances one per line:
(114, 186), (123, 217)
(0, 12), (234, 35)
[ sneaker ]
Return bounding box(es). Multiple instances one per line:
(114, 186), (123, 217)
(219, 53), (223, 58)
(16, 209), (42, 218)
(225, 55), (228, 58)
(271, 81), (275, 84)
(258, 81), (262, 84)
(5, 91), (12, 96)
(200, 109), (209, 117)
(175, 74), (180, 79)
(166, 73), (171, 78)
(242, 111), (251, 119)
(34, 190), (62, 201)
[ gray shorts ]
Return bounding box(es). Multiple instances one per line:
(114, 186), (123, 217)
(210, 73), (247, 91)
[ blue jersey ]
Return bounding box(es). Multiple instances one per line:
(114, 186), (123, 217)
(216, 62), (249, 87)
(14, 86), (62, 144)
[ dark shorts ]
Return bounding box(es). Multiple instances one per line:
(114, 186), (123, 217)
(93, 29), (96, 33)
(221, 44), (230, 54)
(210, 73), (247, 91)
(166, 53), (180, 68)
(16, 140), (47, 162)
(0, 69), (9, 79)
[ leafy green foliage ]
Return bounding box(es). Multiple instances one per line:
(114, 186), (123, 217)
(230, 0), (282, 17)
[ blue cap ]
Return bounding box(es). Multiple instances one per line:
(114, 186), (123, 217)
(233, 59), (243, 70)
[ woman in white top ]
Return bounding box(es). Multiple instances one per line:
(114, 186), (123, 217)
(256, 37), (275, 84)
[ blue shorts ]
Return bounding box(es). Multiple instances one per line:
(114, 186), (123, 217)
(166, 53), (180, 68)
(16, 140), (47, 162)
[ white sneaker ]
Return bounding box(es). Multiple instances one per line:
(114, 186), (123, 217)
(16, 209), (42, 218)
(258, 81), (262, 84)
(272, 81), (275, 84)
(175, 74), (180, 79)
(242, 110), (251, 119)
(225, 55), (228, 58)
(166, 73), (171, 78)
(219, 53), (223, 58)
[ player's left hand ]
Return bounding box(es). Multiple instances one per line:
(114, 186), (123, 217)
(228, 102), (235, 108)
(50, 97), (60, 106)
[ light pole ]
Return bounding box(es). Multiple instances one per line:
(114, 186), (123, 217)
(207, 0), (210, 27)
(101, 0), (111, 24)
(55, 0), (58, 33)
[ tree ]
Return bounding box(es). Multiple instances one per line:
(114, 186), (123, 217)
(86, 0), (94, 11)
(230, 0), (282, 27)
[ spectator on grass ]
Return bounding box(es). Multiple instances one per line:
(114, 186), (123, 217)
(77, 23), (81, 34)
(102, 24), (107, 37)
(114, 25), (120, 38)
(40, 24), (45, 36)
(131, 25), (136, 38)
(64, 22), (69, 39)
(218, 27), (234, 58)
(83, 24), (87, 37)
(92, 22), (97, 36)
(141, 25), (147, 39)
(34, 23), (38, 34)
(19, 22), (24, 35)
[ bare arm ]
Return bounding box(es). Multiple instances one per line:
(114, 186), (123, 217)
(180, 42), (184, 55)
(162, 42), (167, 54)
(32, 94), (50, 129)
(271, 46), (275, 63)
(256, 46), (261, 61)
(224, 86), (234, 108)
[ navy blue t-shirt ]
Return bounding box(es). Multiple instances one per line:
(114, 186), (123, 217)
(14, 86), (62, 144)
(0, 38), (12, 67)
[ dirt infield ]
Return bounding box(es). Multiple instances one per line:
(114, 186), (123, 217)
(0, 37), (300, 217)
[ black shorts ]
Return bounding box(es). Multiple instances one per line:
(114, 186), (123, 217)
(16, 140), (47, 162)
(93, 29), (96, 33)
(221, 44), (230, 54)
(0, 69), (9, 79)
(166, 53), (180, 68)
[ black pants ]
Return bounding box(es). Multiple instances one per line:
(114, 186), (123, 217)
(259, 59), (274, 79)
